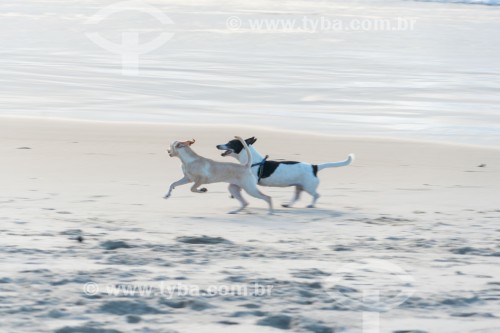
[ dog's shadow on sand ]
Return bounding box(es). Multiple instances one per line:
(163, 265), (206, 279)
(242, 207), (344, 221)
(282, 207), (344, 221)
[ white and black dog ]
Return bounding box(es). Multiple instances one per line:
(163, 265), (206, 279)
(216, 137), (354, 208)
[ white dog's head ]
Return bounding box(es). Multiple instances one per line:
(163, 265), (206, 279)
(216, 137), (257, 158)
(168, 139), (195, 157)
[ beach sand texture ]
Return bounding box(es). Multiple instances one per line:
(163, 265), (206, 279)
(1, 118), (499, 332)
(2, 0), (500, 331)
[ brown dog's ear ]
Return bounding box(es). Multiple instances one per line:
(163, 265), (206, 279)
(176, 139), (195, 148)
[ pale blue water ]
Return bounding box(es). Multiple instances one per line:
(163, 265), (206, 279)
(417, 0), (500, 4)
(0, 0), (499, 146)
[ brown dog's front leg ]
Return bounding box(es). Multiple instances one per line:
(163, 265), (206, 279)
(190, 181), (207, 193)
(164, 176), (191, 199)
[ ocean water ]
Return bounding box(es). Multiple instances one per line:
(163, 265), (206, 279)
(418, 0), (500, 4)
(0, 0), (499, 146)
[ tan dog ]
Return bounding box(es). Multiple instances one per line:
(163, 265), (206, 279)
(165, 136), (273, 214)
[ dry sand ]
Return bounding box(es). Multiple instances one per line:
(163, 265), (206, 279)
(1, 117), (500, 333)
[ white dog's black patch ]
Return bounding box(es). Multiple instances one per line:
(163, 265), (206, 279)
(312, 164), (318, 177)
(258, 161), (299, 179)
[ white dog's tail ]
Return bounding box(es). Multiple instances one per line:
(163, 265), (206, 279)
(235, 136), (253, 168)
(317, 154), (355, 172)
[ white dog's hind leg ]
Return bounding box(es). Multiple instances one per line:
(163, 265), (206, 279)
(282, 186), (303, 208)
(303, 181), (320, 208)
(164, 176), (191, 199)
(228, 184), (248, 214)
(307, 193), (320, 208)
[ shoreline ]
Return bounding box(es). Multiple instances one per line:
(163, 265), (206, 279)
(3, 114), (500, 151)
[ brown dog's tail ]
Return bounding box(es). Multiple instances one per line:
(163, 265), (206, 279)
(235, 136), (252, 169)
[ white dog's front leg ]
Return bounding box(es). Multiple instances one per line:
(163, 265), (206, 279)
(164, 176), (191, 199)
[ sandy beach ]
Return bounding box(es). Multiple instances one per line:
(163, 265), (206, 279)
(1, 117), (499, 332)
(2, 0), (500, 331)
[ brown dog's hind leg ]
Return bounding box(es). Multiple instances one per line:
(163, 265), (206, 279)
(228, 184), (248, 214)
(242, 182), (274, 214)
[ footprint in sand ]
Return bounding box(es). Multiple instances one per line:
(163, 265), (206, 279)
(55, 326), (122, 333)
(218, 320), (239, 325)
(99, 300), (164, 315)
(176, 236), (232, 245)
(257, 314), (293, 330)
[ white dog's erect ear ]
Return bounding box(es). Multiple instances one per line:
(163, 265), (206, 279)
(246, 137), (257, 145)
